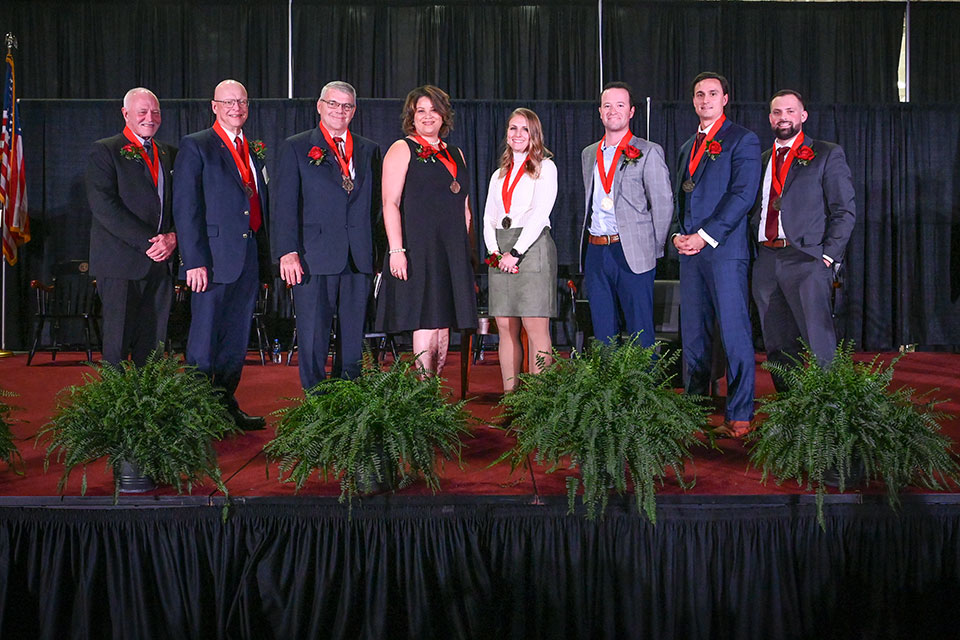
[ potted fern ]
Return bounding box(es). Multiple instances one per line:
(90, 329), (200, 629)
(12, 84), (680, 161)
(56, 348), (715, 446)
(495, 337), (708, 522)
(265, 357), (470, 502)
(748, 343), (960, 528)
(1, 388), (24, 474)
(39, 352), (239, 500)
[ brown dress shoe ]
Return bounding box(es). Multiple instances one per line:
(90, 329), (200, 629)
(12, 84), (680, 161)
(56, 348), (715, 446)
(714, 419), (754, 439)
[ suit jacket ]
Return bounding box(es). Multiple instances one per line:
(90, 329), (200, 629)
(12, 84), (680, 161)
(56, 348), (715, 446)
(672, 119), (761, 261)
(270, 127), (382, 274)
(85, 133), (176, 279)
(750, 138), (856, 262)
(579, 135), (674, 274)
(172, 127), (270, 284)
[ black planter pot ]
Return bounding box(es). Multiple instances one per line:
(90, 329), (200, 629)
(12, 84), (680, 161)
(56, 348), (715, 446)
(821, 457), (867, 489)
(117, 460), (156, 493)
(355, 444), (398, 495)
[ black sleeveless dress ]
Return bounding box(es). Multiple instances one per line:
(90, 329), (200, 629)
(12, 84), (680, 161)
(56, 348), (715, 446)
(375, 138), (478, 332)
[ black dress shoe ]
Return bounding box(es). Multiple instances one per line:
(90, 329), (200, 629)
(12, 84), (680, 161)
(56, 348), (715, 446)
(230, 409), (266, 431)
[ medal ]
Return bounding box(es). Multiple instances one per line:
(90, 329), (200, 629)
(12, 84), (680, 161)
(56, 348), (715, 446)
(601, 196), (614, 211)
(450, 180), (461, 194)
(342, 177), (354, 193)
(243, 184), (254, 198)
(682, 180), (696, 193)
(502, 216), (512, 229)
(771, 197), (781, 211)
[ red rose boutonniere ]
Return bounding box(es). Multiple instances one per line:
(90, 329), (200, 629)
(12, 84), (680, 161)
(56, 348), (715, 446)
(705, 139), (723, 160)
(620, 144), (643, 168)
(415, 144), (437, 163)
(307, 146), (326, 166)
(120, 143), (141, 161)
(795, 145), (816, 166)
(250, 140), (266, 161)
(484, 252), (519, 273)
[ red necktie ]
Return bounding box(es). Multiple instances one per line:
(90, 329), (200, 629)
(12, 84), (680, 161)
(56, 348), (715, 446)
(236, 136), (262, 232)
(764, 147), (789, 241)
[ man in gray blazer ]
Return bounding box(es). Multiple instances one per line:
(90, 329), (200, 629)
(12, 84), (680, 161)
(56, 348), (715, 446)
(580, 81), (674, 346)
(751, 89), (856, 391)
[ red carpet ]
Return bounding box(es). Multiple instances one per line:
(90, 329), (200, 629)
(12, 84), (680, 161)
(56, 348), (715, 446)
(2, 349), (958, 499)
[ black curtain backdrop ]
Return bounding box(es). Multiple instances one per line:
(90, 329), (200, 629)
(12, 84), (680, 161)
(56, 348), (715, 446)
(1, 499), (960, 639)
(604, 1), (904, 103)
(0, 1), (907, 101)
(292, 0), (600, 100)
(9, 98), (960, 351)
(909, 4), (960, 104)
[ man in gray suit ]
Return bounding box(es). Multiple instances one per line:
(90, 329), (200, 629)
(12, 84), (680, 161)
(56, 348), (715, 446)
(751, 89), (856, 391)
(580, 81), (674, 345)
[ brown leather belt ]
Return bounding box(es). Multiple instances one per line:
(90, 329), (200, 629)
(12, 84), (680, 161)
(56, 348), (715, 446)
(760, 238), (790, 249)
(588, 233), (620, 245)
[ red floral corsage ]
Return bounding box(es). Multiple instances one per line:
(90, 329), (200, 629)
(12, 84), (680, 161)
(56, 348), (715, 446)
(620, 144), (643, 167)
(415, 144), (437, 163)
(307, 146), (326, 166)
(120, 143), (141, 160)
(795, 145), (816, 166)
(250, 139), (266, 160)
(705, 139), (723, 160)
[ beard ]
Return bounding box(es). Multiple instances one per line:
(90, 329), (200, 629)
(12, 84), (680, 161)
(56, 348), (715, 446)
(773, 122), (801, 140)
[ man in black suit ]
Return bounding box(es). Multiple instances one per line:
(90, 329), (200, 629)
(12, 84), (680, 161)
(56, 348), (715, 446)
(86, 87), (177, 367)
(271, 81), (381, 390)
(173, 79), (270, 430)
(751, 89), (856, 391)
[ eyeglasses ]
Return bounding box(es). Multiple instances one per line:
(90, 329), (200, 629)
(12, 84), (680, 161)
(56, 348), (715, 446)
(213, 99), (250, 108)
(319, 99), (356, 113)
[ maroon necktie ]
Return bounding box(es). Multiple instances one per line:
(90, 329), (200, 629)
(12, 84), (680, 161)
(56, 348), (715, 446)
(235, 136), (262, 232)
(692, 131), (706, 159)
(764, 147), (789, 241)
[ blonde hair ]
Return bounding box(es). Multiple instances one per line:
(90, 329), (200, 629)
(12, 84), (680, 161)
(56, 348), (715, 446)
(497, 108), (552, 179)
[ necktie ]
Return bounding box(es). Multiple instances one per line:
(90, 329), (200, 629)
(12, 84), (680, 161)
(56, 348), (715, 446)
(693, 131), (706, 157)
(334, 136), (345, 158)
(143, 139), (152, 155)
(764, 147), (790, 241)
(235, 135), (262, 232)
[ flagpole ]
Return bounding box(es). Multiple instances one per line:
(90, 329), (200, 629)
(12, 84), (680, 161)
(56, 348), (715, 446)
(0, 32), (19, 357)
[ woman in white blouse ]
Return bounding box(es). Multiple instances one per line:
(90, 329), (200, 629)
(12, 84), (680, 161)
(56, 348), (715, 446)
(482, 108), (558, 392)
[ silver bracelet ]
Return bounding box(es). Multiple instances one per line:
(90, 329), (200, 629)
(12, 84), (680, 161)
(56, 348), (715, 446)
(388, 248), (406, 254)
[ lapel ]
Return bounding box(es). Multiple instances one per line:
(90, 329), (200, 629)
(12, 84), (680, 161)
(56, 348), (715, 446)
(677, 135), (695, 186)
(350, 134), (367, 195)
(310, 127), (344, 187)
(690, 119), (730, 184)
(612, 134), (638, 196)
(214, 130), (247, 194)
(780, 137), (813, 195)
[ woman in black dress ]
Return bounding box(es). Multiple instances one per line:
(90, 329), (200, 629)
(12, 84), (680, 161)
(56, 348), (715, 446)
(375, 85), (477, 375)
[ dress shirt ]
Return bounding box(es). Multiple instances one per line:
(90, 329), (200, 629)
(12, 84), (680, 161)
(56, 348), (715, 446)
(588, 140), (621, 236)
(482, 156), (557, 254)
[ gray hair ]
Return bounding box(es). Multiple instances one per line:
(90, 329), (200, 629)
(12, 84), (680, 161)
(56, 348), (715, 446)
(320, 81), (357, 102)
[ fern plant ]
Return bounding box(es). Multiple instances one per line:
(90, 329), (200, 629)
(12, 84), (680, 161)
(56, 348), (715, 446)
(0, 388), (24, 474)
(264, 357), (470, 502)
(495, 337), (708, 522)
(749, 342), (960, 529)
(39, 351), (238, 500)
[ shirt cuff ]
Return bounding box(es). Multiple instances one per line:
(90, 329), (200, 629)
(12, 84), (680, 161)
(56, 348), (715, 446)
(823, 254), (834, 265)
(697, 228), (718, 248)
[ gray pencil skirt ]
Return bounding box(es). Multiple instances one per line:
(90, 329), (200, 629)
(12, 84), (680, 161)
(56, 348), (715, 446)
(488, 227), (558, 318)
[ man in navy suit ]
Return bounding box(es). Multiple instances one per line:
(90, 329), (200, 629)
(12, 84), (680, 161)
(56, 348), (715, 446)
(173, 79), (269, 430)
(672, 72), (761, 438)
(271, 81), (382, 390)
(86, 87), (177, 367)
(751, 89), (856, 392)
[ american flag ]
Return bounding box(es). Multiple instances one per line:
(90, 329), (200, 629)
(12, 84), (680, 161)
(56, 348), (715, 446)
(1, 48), (29, 266)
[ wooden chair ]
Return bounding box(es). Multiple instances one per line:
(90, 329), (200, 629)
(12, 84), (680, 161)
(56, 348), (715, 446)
(27, 260), (102, 364)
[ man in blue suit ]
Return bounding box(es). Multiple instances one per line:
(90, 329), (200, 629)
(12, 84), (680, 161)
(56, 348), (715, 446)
(271, 81), (382, 390)
(173, 79), (270, 430)
(671, 72), (761, 438)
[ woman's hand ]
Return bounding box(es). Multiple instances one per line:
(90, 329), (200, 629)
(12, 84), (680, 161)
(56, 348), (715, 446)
(389, 252), (408, 280)
(498, 253), (519, 273)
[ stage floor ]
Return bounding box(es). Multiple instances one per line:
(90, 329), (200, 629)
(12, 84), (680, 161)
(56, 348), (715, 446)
(2, 349), (959, 502)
